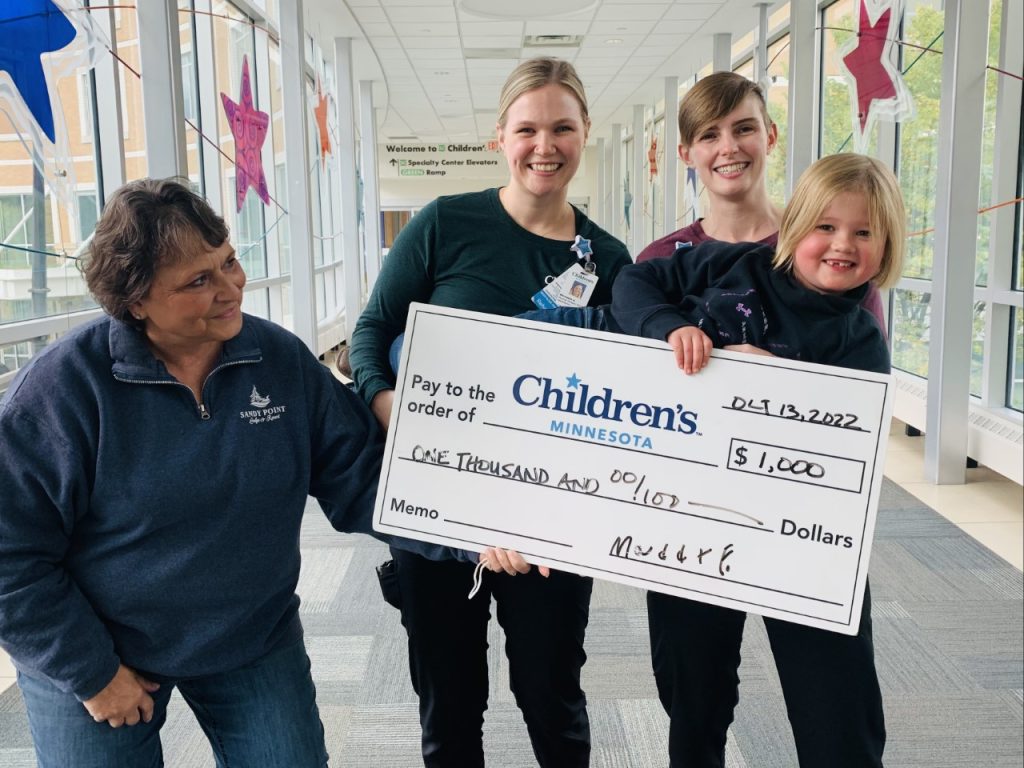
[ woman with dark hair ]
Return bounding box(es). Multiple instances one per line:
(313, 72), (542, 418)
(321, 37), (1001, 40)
(0, 178), (453, 767)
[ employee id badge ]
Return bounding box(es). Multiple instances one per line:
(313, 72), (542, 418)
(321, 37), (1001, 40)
(531, 262), (598, 309)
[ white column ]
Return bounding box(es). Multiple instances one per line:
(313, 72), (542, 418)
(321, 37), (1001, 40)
(253, 19), (282, 290)
(980, 0), (1022, 408)
(610, 123), (623, 243)
(91, 4), (125, 200)
(755, 3), (770, 85)
(712, 33), (731, 73)
(603, 139), (614, 230)
(334, 39), (363, 342)
(359, 80), (382, 290)
(923, 0), (992, 483)
(631, 104), (646, 256)
(786, 0), (817, 196)
(278, 0), (317, 351)
(595, 137), (606, 230)
(137, 0), (187, 179)
(663, 76), (678, 237)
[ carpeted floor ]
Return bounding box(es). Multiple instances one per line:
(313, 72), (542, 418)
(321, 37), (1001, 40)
(0, 479), (1020, 767)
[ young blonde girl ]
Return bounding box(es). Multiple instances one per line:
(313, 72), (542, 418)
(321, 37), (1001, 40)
(611, 152), (904, 768)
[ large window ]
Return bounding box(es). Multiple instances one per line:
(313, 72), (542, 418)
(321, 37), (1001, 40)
(212, 2), (266, 281)
(0, 5), (117, 373)
(891, 0), (944, 375)
(883, 0), (1023, 417)
(764, 34), (790, 204)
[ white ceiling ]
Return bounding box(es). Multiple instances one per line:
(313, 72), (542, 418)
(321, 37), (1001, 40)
(303, 0), (786, 144)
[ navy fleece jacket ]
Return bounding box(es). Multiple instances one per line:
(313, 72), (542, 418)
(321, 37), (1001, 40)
(0, 314), (458, 701)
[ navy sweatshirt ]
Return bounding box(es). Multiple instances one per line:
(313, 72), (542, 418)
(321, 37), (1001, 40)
(0, 314), (457, 701)
(611, 241), (889, 374)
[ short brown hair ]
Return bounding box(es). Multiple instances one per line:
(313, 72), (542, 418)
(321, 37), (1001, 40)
(678, 71), (773, 147)
(82, 178), (229, 328)
(773, 153), (906, 288)
(496, 57), (590, 128)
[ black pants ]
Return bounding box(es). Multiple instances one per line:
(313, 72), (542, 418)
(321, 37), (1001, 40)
(390, 547), (593, 768)
(647, 583), (886, 768)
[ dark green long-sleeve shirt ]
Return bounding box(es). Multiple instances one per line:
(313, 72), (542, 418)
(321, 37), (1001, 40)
(350, 188), (632, 405)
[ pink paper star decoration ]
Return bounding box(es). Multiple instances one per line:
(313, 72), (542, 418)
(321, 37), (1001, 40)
(221, 55), (270, 211)
(839, 0), (913, 151)
(314, 79), (331, 168)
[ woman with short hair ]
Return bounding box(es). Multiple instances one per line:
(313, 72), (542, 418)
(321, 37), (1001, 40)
(0, 177), (448, 767)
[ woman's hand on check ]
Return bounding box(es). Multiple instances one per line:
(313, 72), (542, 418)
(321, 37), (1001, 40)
(479, 547), (550, 578)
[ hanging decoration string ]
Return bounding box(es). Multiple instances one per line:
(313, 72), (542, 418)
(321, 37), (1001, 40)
(904, 196), (1024, 240)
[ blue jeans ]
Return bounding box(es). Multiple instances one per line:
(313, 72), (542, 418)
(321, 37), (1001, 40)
(517, 305), (620, 332)
(18, 639), (328, 768)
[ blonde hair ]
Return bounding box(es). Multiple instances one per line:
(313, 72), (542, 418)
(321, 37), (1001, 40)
(496, 57), (589, 128)
(678, 71), (773, 147)
(773, 154), (906, 289)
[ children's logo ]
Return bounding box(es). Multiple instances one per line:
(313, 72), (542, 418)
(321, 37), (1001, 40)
(511, 372), (699, 449)
(240, 385), (286, 424)
(249, 385), (271, 408)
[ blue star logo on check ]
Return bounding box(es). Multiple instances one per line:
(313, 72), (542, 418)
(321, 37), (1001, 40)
(566, 373), (581, 389)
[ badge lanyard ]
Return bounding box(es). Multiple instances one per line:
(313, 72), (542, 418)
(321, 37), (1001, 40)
(531, 235), (599, 310)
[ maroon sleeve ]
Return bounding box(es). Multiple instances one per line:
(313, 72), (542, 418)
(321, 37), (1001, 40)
(636, 233), (678, 263)
(861, 284), (889, 340)
(636, 222), (706, 263)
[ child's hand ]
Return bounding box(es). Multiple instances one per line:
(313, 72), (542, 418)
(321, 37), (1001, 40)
(667, 326), (713, 374)
(723, 344), (775, 358)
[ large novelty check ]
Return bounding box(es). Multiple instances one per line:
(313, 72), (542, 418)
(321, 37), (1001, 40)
(373, 304), (893, 635)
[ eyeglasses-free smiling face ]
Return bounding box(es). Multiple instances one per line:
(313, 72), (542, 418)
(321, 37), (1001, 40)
(681, 93), (777, 201)
(791, 191), (884, 295)
(131, 240), (246, 351)
(497, 82), (589, 202)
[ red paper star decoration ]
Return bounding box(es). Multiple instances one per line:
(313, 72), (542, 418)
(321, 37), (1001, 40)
(839, 0), (913, 151)
(220, 55), (270, 212)
(314, 80), (331, 168)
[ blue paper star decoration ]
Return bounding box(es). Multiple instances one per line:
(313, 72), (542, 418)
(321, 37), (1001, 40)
(0, 0), (77, 143)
